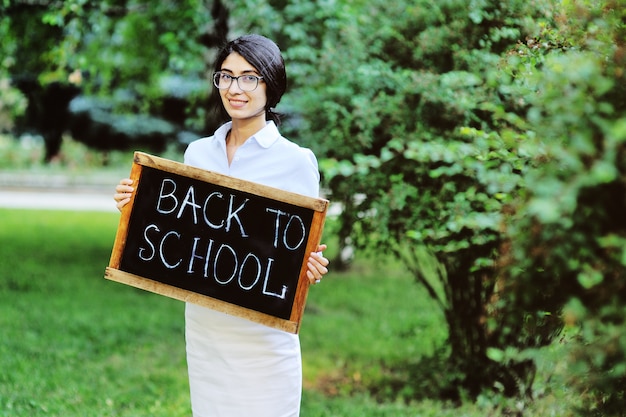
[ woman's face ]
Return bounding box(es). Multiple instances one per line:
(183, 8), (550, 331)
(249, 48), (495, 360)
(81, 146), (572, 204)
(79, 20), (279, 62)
(218, 52), (268, 123)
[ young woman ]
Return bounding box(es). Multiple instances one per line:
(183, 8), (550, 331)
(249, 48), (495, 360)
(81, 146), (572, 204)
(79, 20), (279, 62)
(114, 34), (329, 416)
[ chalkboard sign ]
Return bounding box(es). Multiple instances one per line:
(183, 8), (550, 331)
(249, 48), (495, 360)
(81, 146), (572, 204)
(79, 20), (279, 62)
(105, 152), (328, 333)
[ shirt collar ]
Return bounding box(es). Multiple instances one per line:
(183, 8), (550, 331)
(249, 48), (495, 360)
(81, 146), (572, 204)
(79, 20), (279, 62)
(215, 121), (280, 149)
(253, 121), (280, 148)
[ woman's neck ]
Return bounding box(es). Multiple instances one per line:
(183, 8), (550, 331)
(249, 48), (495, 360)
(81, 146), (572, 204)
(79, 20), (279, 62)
(228, 117), (267, 147)
(225, 117), (267, 165)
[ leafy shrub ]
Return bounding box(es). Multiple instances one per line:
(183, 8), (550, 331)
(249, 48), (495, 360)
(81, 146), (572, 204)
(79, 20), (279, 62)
(274, 0), (626, 410)
(497, 1), (626, 413)
(278, 0), (562, 399)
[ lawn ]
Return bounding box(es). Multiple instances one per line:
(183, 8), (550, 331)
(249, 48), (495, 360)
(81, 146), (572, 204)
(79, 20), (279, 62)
(0, 208), (576, 416)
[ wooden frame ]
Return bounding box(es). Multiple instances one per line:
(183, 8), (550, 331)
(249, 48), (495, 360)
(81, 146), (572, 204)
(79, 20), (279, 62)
(105, 152), (328, 333)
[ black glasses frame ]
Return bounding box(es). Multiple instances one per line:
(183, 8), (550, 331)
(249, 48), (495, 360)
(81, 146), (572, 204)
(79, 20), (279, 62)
(212, 72), (264, 91)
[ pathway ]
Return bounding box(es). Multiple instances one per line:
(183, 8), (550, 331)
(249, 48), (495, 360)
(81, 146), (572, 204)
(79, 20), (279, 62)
(0, 171), (121, 212)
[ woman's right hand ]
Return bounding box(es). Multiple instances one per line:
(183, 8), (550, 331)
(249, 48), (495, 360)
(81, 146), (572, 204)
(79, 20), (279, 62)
(113, 178), (135, 212)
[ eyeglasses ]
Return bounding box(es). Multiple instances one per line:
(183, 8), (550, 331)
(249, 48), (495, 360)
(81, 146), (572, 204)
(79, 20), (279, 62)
(212, 72), (264, 92)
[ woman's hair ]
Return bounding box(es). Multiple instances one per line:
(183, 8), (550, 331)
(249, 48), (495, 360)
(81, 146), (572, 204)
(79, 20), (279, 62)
(212, 34), (287, 125)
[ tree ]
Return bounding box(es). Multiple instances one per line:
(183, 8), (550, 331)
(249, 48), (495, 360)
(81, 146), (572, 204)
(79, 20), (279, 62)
(277, 0), (626, 410)
(1, 2), (77, 160)
(274, 0), (563, 399)
(495, 0), (626, 413)
(1, 0), (223, 159)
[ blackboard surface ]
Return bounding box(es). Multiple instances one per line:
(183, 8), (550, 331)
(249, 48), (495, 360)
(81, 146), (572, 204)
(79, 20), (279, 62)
(105, 152), (328, 333)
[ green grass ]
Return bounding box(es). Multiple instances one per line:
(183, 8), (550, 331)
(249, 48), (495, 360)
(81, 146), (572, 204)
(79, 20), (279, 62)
(0, 210), (188, 417)
(0, 209), (578, 416)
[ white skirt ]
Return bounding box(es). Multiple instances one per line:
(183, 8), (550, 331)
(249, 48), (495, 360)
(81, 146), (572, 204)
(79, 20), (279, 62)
(185, 302), (302, 417)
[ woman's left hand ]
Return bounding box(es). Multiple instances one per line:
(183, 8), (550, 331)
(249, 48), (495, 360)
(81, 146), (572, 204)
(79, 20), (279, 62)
(307, 244), (329, 285)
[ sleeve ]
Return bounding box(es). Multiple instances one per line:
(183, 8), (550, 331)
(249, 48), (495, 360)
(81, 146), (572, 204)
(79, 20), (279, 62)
(297, 147), (321, 199)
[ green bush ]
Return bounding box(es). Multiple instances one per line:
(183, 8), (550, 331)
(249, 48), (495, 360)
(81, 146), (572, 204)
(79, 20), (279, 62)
(275, 0), (626, 410)
(497, 1), (626, 413)
(278, 0), (561, 399)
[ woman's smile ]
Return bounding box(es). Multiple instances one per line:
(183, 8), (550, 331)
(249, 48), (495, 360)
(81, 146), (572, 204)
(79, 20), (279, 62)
(227, 97), (248, 108)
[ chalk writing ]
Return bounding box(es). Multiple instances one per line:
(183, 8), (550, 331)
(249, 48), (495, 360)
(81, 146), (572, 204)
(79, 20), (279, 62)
(119, 166), (313, 319)
(106, 152), (328, 332)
